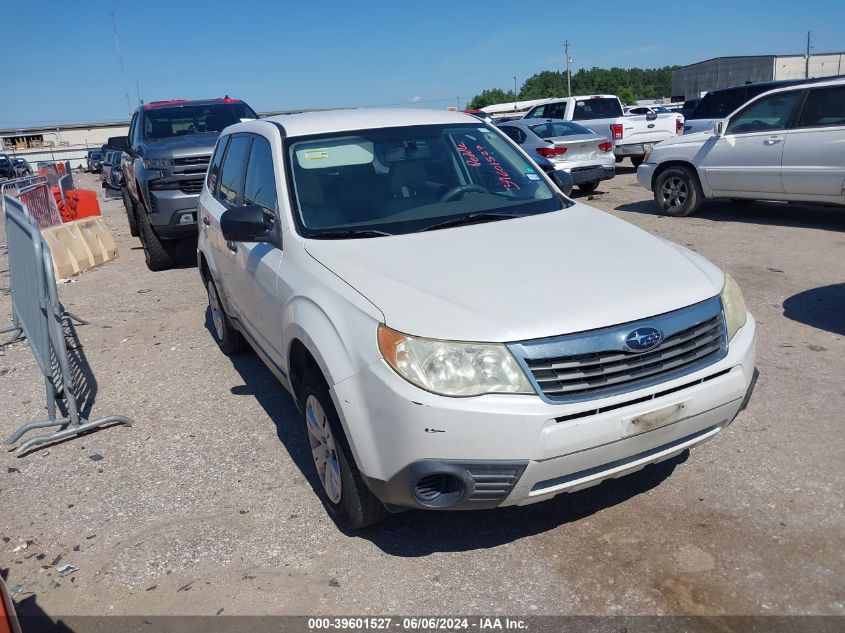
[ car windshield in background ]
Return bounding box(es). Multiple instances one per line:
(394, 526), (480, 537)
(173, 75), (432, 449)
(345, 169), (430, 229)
(143, 103), (257, 140)
(572, 98), (623, 120)
(288, 124), (567, 237)
(528, 120), (593, 139)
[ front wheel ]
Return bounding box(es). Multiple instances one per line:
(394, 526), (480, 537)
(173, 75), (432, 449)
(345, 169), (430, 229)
(631, 156), (644, 168)
(653, 166), (703, 217)
(122, 188), (138, 237)
(138, 208), (180, 271)
(206, 276), (246, 355)
(301, 370), (387, 530)
(578, 181), (599, 194)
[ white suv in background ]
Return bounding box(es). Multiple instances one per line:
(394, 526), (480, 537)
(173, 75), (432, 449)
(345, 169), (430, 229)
(638, 78), (845, 216)
(197, 109), (756, 529)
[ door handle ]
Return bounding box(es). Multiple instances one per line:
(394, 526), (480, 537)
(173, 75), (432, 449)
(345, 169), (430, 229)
(226, 241), (238, 253)
(202, 216), (210, 226)
(764, 137), (783, 145)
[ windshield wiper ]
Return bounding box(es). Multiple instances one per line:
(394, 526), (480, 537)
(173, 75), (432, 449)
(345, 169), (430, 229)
(309, 228), (393, 239)
(419, 212), (525, 232)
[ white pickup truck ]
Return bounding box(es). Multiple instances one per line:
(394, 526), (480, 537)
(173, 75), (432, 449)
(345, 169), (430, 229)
(524, 95), (681, 166)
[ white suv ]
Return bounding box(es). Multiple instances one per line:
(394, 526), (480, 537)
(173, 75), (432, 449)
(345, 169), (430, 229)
(638, 78), (845, 216)
(197, 109), (757, 529)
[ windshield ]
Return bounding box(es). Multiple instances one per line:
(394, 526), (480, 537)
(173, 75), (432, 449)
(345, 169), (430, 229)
(528, 120), (593, 138)
(288, 124), (566, 237)
(143, 103), (257, 140)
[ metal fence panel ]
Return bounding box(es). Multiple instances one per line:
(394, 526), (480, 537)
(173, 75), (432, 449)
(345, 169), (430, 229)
(17, 182), (63, 229)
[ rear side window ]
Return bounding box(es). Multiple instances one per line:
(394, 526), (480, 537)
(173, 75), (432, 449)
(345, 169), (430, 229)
(207, 135), (229, 193)
(797, 86), (845, 128)
(572, 98), (623, 120)
(499, 126), (526, 143)
(218, 135), (251, 206)
(243, 135), (278, 214)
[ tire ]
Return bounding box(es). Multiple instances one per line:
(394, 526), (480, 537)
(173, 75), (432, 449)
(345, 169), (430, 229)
(653, 165), (703, 217)
(122, 188), (138, 237)
(300, 369), (387, 530)
(205, 276), (246, 355)
(137, 205), (179, 271)
(631, 156), (644, 168)
(578, 181), (599, 194)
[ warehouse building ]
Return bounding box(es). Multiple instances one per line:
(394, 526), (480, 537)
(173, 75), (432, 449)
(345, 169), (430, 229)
(671, 52), (845, 101)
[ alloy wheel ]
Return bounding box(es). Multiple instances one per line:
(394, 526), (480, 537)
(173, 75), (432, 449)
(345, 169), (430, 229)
(661, 176), (689, 207)
(305, 394), (342, 504)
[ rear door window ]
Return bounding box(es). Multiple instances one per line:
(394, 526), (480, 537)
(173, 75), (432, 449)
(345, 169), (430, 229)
(572, 98), (623, 120)
(243, 135), (278, 214)
(217, 135), (251, 206)
(796, 86), (845, 128)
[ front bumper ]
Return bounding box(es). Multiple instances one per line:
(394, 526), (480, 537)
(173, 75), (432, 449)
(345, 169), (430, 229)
(333, 315), (756, 511)
(637, 162), (658, 191)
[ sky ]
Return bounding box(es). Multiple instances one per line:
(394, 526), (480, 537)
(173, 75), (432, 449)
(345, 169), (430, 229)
(1, 0), (843, 127)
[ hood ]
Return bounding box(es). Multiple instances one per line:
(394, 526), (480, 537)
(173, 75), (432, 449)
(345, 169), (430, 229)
(142, 132), (219, 159)
(304, 204), (723, 342)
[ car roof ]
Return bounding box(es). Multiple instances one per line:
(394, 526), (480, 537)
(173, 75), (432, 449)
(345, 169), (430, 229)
(232, 108), (480, 138)
(706, 75), (845, 96)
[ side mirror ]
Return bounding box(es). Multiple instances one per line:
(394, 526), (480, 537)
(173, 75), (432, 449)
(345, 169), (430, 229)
(220, 205), (274, 242)
(550, 170), (573, 197)
(646, 111), (658, 121)
(108, 135), (130, 151)
(714, 121), (725, 136)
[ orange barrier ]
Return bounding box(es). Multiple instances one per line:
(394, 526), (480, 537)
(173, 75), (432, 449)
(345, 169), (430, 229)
(67, 189), (101, 219)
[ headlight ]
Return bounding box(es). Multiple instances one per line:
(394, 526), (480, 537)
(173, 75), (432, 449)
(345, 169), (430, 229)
(143, 158), (174, 169)
(720, 273), (747, 341)
(377, 324), (533, 397)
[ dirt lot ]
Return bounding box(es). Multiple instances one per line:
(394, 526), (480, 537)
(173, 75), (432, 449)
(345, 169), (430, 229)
(1, 167), (843, 618)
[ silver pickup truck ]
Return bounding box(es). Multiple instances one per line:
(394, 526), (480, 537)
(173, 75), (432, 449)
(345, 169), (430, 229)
(523, 95), (681, 166)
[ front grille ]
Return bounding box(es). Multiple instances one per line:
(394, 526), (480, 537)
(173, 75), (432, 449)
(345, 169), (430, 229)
(510, 297), (727, 403)
(174, 155), (210, 166)
(180, 179), (204, 194)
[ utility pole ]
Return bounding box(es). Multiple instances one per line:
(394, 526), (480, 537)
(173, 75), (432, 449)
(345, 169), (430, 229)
(564, 40), (572, 97)
(513, 76), (518, 110)
(111, 12), (132, 115)
(805, 31), (812, 78)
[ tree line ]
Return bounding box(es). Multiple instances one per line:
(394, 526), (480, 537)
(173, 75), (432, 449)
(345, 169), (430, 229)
(467, 66), (679, 109)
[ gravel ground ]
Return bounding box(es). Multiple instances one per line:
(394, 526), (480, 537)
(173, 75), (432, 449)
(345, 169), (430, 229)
(1, 167), (843, 618)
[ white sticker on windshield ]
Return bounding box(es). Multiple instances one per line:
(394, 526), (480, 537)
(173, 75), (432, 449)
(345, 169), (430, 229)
(525, 173), (540, 181)
(295, 138), (374, 169)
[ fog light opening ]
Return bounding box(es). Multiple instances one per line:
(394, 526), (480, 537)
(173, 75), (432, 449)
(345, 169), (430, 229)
(413, 473), (465, 508)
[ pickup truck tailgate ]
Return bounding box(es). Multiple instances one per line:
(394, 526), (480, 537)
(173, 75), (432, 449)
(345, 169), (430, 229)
(622, 113), (679, 145)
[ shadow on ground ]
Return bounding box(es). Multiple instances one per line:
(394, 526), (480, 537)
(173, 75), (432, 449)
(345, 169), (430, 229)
(783, 283), (845, 336)
(212, 310), (689, 555)
(616, 198), (845, 232)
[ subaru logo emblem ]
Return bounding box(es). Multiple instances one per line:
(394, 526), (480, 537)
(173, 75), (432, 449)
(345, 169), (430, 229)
(625, 327), (662, 352)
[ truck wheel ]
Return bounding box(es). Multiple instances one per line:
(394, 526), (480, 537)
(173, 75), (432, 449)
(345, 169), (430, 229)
(578, 181), (599, 194)
(122, 188), (138, 237)
(654, 166), (702, 217)
(205, 276), (246, 354)
(300, 368), (387, 530)
(138, 208), (179, 271)
(631, 156), (644, 168)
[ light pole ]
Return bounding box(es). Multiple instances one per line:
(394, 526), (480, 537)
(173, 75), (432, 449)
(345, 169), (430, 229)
(565, 40), (572, 97)
(513, 76), (518, 110)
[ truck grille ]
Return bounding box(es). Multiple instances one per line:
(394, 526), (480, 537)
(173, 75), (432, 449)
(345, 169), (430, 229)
(509, 297), (727, 403)
(180, 179), (204, 194)
(174, 155), (210, 166)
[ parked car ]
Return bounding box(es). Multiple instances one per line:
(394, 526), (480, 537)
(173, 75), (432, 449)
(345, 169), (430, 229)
(198, 108), (756, 529)
(524, 95), (680, 166)
(99, 150), (114, 185)
(0, 153), (15, 180)
(682, 76), (844, 136)
(109, 97), (258, 270)
(497, 118), (614, 193)
(11, 157), (32, 177)
(625, 105), (685, 127)
(102, 150), (124, 189)
(638, 78), (845, 216)
(87, 149), (104, 172)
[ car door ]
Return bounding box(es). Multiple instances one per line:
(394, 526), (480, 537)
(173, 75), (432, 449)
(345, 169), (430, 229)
(703, 90), (802, 195)
(201, 133), (252, 309)
(225, 133), (286, 362)
(781, 85), (845, 199)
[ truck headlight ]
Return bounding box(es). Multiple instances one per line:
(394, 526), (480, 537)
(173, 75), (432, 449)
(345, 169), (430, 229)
(378, 325), (533, 397)
(721, 274), (747, 341)
(143, 158), (174, 169)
